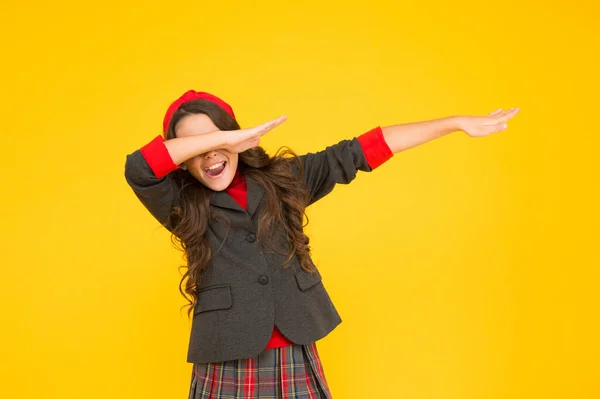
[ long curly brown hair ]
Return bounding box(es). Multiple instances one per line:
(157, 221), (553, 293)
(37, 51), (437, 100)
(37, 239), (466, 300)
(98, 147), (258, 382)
(164, 99), (314, 318)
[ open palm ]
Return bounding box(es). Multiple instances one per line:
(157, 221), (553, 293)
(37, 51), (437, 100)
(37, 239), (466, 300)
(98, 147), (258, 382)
(461, 108), (520, 137)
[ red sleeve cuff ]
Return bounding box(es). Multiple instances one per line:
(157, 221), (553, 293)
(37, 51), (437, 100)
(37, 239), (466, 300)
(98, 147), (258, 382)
(357, 126), (393, 170)
(139, 135), (179, 178)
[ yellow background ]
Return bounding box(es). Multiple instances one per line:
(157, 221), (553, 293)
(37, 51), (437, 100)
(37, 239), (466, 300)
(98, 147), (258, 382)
(1, 0), (598, 398)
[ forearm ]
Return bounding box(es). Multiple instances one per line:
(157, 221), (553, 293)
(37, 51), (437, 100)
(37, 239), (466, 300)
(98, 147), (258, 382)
(381, 116), (462, 154)
(163, 131), (229, 165)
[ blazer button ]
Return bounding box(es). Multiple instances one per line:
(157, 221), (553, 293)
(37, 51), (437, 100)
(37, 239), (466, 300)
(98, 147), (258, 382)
(246, 233), (256, 243)
(258, 275), (269, 285)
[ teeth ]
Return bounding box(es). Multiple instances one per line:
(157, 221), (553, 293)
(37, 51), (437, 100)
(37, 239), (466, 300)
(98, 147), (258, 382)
(205, 161), (225, 171)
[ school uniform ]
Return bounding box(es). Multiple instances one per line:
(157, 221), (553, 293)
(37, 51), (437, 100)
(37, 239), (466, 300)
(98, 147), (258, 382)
(124, 126), (392, 398)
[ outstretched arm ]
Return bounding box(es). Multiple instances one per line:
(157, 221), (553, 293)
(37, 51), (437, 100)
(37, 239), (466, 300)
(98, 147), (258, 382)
(297, 107), (520, 206)
(382, 107), (520, 154)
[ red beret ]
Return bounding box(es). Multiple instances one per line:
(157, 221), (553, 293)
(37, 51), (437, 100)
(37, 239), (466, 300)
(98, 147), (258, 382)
(162, 90), (236, 136)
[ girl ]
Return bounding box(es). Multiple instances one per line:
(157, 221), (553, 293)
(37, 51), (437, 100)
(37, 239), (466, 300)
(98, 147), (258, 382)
(124, 90), (519, 398)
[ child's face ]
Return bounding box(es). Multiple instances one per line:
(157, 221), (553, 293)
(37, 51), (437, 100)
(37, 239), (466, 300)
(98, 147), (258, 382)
(175, 113), (239, 192)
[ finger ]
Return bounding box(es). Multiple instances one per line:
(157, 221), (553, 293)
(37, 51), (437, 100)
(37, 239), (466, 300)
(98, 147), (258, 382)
(498, 107), (520, 117)
(252, 118), (281, 132)
(494, 108), (520, 123)
(247, 138), (260, 149)
(248, 116), (287, 135)
(241, 120), (278, 139)
(489, 108), (503, 115)
(492, 122), (509, 133)
(256, 115), (288, 136)
(263, 115), (288, 128)
(481, 108), (519, 126)
(266, 115), (288, 129)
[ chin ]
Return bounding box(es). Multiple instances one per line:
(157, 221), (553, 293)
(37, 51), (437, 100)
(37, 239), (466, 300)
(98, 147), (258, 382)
(203, 179), (233, 192)
(196, 170), (235, 192)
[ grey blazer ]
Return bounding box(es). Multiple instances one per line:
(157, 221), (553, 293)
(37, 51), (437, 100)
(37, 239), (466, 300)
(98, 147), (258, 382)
(124, 137), (374, 363)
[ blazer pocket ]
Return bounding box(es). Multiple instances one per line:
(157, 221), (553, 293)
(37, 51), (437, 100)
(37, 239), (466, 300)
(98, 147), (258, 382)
(294, 269), (322, 291)
(194, 284), (232, 314)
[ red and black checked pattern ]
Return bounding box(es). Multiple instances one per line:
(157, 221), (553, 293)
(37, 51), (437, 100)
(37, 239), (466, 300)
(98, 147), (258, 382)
(188, 342), (332, 399)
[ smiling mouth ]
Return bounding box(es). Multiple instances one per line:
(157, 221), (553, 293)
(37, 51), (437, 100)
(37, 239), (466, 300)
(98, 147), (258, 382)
(204, 161), (227, 178)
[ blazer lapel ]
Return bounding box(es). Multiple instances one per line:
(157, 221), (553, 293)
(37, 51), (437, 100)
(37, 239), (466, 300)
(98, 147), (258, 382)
(208, 175), (264, 216)
(209, 190), (245, 213)
(246, 176), (265, 217)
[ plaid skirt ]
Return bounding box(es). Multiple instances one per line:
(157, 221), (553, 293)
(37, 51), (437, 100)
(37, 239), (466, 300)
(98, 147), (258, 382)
(188, 342), (332, 399)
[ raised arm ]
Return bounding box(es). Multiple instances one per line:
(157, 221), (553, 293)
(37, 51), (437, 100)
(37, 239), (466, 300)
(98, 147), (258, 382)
(124, 116), (288, 227)
(163, 117), (285, 167)
(123, 131), (225, 228)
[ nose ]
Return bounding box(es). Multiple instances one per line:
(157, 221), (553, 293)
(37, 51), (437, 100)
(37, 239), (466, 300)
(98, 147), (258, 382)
(204, 150), (219, 159)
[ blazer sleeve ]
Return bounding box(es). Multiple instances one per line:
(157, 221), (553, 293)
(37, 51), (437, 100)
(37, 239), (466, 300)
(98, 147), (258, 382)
(124, 136), (180, 229)
(298, 126), (393, 206)
(299, 136), (373, 206)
